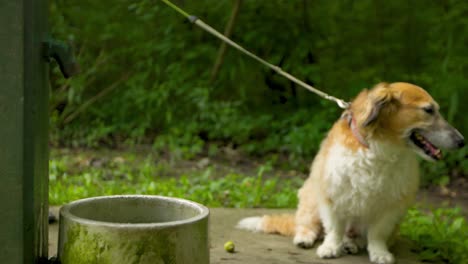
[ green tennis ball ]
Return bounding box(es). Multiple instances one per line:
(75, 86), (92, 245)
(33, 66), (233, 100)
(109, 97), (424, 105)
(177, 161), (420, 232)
(224, 240), (235, 253)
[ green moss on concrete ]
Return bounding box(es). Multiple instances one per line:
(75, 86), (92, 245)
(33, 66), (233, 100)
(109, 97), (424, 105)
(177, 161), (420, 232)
(61, 224), (179, 264)
(62, 225), (111, 264)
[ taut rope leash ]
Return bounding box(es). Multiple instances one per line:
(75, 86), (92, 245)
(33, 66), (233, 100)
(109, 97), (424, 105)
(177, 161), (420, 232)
(161, 0), (351, 109)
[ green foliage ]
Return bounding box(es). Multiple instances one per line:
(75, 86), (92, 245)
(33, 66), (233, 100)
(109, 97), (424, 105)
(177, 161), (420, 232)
(49, 1), (467, 178)
(401, 207), (468, 264)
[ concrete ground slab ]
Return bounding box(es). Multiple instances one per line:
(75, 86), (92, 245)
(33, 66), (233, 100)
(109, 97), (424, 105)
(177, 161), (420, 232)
(49, 207), (422, 264)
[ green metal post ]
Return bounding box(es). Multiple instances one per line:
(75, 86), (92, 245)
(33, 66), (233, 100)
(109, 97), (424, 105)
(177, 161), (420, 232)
(0, 0), (49, 263)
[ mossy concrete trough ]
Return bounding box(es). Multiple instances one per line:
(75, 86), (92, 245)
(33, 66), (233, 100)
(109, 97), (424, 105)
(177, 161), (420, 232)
(58, 195), (209, 264)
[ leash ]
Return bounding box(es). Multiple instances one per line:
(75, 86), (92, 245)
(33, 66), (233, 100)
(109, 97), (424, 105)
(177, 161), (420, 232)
(161, 0), (351, 109)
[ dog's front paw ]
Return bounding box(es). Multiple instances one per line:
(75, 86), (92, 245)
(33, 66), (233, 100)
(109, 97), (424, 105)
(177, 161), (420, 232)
(293, 232), (317, 249)
(369, 250), (395, 264)
(317, 243), (343, 258)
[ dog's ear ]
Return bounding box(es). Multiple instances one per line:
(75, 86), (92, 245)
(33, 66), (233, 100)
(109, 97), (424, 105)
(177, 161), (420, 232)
(362, 83), (393, 127)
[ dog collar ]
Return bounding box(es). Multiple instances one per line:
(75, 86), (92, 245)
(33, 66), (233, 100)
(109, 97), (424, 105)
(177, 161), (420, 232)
(342, 112), (369, 148)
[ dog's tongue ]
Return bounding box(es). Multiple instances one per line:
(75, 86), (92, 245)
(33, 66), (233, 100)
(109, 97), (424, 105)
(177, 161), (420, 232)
(423, 140), (442, 160)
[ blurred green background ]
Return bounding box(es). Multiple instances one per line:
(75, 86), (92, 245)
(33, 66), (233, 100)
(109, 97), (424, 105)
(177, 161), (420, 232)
(49, 0), (467, 183)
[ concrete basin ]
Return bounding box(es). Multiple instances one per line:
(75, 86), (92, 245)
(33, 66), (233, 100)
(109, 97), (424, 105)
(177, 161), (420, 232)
(58, 195), (209, 264)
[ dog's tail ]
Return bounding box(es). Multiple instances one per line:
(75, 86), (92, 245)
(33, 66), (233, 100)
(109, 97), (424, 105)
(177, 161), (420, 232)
(236, 214), (296, 236)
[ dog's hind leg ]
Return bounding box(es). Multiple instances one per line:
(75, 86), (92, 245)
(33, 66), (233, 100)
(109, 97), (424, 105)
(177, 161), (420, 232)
(293, 201), (321, 248)
(293, 179), (321, 249)
(342, 223), (366, 254)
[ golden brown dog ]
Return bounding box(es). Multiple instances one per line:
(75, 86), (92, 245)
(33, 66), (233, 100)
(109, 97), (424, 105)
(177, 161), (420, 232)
(237, 82), (465, 264)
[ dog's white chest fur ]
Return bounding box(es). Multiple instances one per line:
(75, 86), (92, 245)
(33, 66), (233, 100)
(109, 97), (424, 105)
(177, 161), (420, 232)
(323, 141), (419, 219)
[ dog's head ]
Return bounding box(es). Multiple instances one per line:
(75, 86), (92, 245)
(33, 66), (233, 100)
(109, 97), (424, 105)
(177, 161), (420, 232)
(351, 82), (465, 161)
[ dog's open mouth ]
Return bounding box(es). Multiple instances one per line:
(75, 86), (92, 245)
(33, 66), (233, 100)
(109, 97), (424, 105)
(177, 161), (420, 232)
(409, 131), (442, 160)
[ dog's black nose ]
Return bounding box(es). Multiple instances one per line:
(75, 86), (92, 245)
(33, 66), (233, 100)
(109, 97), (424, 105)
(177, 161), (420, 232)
(457, 138), (465, 148)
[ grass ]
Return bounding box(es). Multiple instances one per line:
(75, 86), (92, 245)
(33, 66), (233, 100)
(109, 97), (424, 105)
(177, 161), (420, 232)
(49, 149), (468, 264)
(49, 150), (302, 207)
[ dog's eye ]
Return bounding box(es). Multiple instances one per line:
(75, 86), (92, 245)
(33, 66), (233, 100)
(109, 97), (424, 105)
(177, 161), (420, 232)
(423, 106), (435, 115)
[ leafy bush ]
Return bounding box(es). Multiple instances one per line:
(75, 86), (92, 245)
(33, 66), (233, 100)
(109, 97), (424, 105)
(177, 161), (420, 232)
(401, 207), (468, 263)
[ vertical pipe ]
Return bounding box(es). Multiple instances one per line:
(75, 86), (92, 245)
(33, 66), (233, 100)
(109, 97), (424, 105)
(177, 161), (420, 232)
(0, 0), (49, 262)
(24, 0), (49, 260)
